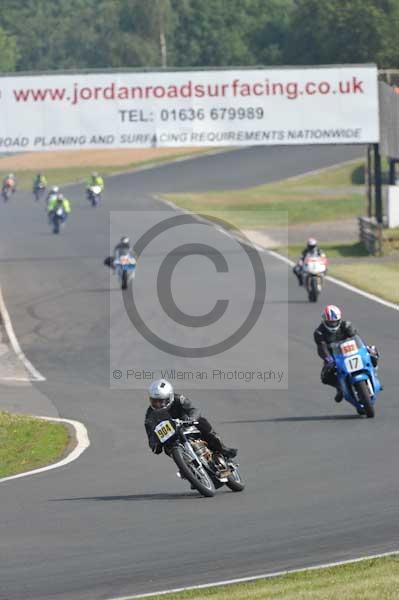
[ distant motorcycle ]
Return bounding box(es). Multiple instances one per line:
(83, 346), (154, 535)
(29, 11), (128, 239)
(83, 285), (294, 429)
(329, 335), (382, 418)
(153, 416), (244, 497)
(2, 180), (15, 202)
(33, 183), (46, 202)
(114, 251), (136, 290)
(302, 254), (328, 302)
(87, 185), (102, 207)
(51, 206), (66, 234)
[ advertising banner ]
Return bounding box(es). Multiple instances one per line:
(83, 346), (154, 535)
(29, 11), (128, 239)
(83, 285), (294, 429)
(0, 65), (379, 152)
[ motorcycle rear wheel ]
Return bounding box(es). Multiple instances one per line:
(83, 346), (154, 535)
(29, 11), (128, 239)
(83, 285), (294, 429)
(172, 446), (215, 497)
(354, 380), (375, 418)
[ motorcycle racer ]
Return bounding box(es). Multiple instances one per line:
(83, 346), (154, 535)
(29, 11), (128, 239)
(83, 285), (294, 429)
(86, 171), (104, 191)
(47, 193), (71, 223)
(145, 379), (237, 458)
(294, 238), (326, 286)
(314, 305), (379, 403)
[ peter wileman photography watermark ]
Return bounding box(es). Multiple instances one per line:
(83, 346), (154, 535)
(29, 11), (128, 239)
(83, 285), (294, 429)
(109, 210), (288, 390)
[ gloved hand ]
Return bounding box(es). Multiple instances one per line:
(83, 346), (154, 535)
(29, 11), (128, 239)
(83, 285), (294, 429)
(324, 356), (334, 365)
(367, 345), (379, 357)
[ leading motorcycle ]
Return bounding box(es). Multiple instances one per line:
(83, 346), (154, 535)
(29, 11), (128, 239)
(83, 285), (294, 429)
(153, 416), (244, 497)
(329, 335), (382, 418)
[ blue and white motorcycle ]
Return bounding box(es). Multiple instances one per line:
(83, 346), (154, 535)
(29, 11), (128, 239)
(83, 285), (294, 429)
(330, 335), (382, 418)
(113, 251), (136, 290)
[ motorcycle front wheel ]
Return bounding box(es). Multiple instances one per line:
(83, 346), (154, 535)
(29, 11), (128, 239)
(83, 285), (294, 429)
(354, 380), (375, 418)
(226, 463), (245, 492)
(172, 446), (215, 497)
(308, 276), (319, 302)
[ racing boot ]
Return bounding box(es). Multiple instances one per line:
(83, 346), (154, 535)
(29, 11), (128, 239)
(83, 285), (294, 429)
(206, 432), (237, 459)
(334, 390), (343, 403)
(221, 446), (238, 459)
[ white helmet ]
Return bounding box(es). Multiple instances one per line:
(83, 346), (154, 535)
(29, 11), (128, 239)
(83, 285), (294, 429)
(51, 186), (59, 193)
(148, 379), (174, 410)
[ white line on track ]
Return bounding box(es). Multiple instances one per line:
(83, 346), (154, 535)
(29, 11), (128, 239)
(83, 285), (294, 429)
(157, 196), (399, 313)
(109, 549), (399, 600)
(0, 416), (90, 484)
(0, 287), (46, 381)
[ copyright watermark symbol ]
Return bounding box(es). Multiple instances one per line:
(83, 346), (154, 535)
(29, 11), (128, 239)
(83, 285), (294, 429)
(110, 210), (288, 390)
(122, 213), (266, 358)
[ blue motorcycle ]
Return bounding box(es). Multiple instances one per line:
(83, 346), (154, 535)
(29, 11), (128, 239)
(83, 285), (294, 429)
(52, 206), (66, 234)
(113, 251), (136, 290)
(330, 335), (382, 418)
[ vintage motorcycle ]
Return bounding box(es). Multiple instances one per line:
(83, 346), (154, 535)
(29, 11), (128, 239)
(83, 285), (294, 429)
(153, 416), (244, 497)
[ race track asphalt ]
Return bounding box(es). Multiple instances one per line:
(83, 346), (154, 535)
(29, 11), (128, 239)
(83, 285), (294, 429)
(0, 145), (398, 600)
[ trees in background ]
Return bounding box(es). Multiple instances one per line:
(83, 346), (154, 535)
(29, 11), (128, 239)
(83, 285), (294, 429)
(0, 0), (398, 72)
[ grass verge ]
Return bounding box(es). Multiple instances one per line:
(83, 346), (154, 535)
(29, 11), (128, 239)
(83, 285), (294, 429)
(136, 556), (399, 600)
(164, 160), (367, 228)
(4, 149), (213, 192)
(328, 262), (399, 304)
(0, 412), (69, 478)
(280, 242), (369, 260)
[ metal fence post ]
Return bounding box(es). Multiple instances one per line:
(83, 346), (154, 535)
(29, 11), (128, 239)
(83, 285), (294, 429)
(374, 143), (383, 224)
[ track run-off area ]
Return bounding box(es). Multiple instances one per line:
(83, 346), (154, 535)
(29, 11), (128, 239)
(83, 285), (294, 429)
(0, 145), (398, 600)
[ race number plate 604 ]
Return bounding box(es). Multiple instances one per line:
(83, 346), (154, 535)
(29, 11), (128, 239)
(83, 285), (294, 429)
(344, 354), (364, 373)
(154, 420), (175, 443)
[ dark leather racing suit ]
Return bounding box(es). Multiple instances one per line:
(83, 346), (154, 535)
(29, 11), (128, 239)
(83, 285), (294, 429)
(314, 320), (357, 388)
(145, 394), (232, 456)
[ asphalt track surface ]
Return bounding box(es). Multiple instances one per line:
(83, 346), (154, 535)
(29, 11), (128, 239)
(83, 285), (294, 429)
(0, 145), (398, 600)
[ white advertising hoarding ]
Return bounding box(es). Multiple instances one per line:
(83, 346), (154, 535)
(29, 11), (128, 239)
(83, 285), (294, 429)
(0, 65), (379, 152)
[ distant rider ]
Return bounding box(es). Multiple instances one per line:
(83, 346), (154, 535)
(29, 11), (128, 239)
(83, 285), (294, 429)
(145, 379), (237, 458)
(33, 173), (47, 192)
(2, 173), (17, 193)
(104, 236), (136, 269)
(294, 238), (325, 286)
(46, 185), (59, 205)
(47, 193), (71, 223)
(86, 171), (104, 192)
(314, 305), (379, 403)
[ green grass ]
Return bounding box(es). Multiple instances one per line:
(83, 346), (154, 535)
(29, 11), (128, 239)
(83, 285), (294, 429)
(135, 556), (399, 600)
(329, 262), (399, 304)
(280, 242), (370, 260)
(0, 411), (70, 478)
(4, 149), (212, 192)
(383, 227), (399, 253)
(164, 160), (367, 228)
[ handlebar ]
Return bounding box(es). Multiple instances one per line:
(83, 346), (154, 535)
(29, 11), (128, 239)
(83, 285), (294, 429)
(173, 418), (199, 426)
